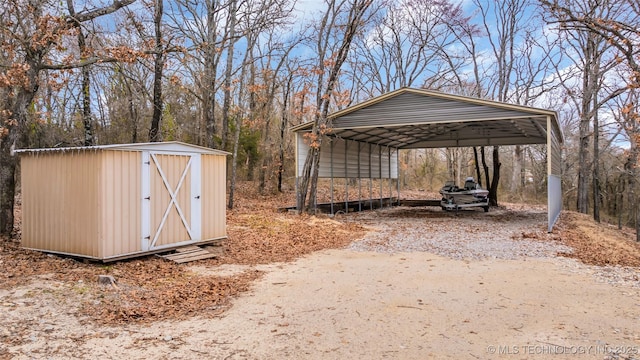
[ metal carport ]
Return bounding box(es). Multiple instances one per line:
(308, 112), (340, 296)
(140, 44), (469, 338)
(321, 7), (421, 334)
(292, 87), (563, 232)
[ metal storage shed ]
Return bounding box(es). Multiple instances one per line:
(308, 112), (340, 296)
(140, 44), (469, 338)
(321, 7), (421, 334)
(292, 87), (563, 232)
(16, 141), (229, 261)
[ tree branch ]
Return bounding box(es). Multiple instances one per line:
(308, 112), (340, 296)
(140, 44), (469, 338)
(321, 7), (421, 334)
(70, 0), (138, 24)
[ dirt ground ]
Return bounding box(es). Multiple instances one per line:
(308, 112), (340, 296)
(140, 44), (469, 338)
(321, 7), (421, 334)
(2, 192), (640, 359)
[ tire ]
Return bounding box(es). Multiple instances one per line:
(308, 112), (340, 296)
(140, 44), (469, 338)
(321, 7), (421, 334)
(483, 206), (489, 212)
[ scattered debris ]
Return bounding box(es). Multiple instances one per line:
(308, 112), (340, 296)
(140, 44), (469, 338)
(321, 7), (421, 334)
(159, 244), (222, 263)
(97, 275), (117, 287)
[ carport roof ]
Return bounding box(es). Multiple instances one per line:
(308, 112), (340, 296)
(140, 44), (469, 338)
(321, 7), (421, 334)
(291, 87), (563, 149)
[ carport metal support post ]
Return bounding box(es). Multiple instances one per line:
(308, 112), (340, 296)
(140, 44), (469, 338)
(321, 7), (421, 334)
(547, 115), (552, 232)
(396, 149), (400, 205)
(358, 142), (362, 211)
(388, 147), (392, 207)
(345, 140), (349, 214)
(369, 143), (373, 210)
(295, 132), (299, 212)
(295, 176), (299, 212)
(330, 140), (334, 215)
(379, 146), (383, 208)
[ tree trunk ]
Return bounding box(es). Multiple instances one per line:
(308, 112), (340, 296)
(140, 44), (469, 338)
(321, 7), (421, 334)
(297, 143), (319, 211)
(592, 98), (600, 222)
(473, 147), (482, 188)
(577, 33), (597, 214)
(446, 149), (454, 180)
(511, 145), (523, 193)
(220, 0), (237, 150)
(228, 28), (257, 209)
(0, 130), (19, 236)
(627, 140), (639, 240)
(277, 77), (292, 193)
(489, 146), (501, 206)
(148, 0), (164, 142)
(480, 146), (490, 194)
(203, 3), (219, 148)
(81, 58), (93, 145)
(228, 110), (242, 210)
(66, 0), (94, 146)
(456, 149), (462, 186)
(128, 81), (138, 143)
(0, 59), (39, 236)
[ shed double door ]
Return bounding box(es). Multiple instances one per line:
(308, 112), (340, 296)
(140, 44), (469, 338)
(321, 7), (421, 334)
(141, 151), (202, 251)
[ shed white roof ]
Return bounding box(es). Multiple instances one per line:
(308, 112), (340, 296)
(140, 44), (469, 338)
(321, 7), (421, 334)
(15, 141), (230, 156)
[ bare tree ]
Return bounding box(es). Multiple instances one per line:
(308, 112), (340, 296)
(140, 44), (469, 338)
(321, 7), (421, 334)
(610, 89), (640, 240)
(65, 0), (95, 146)
(541, 0), (639, 86)
(220, 0), (238, 150)
(254, 29), (302, 192)
(350, 0), (468, 94)
(227, 0), (296, 207)
(297, 0), (374, 212)
(149, 0), (165, 142)
(544, 0), (630, 219)
(164, 0), (230, 147)
(0, 0), (137, 236)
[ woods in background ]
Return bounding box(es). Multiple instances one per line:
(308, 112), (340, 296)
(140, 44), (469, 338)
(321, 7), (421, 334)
(1, 0), (639, 239)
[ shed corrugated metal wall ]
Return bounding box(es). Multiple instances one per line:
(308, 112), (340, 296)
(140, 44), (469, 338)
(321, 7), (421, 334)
(296, 135), (399, 179)
(19, 142), (228, 261)
(201, 154), (227, 240)
(22, 151), (102, 257)
(101, 150), (142, 258)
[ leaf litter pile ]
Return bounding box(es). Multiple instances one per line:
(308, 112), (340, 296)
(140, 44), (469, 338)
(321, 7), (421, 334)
(552, 211), (640, 267)
(2, 182), (640, 332)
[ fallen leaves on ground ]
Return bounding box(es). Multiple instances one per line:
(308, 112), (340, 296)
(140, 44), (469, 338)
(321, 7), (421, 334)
(2, 182), (639, 329)
(220, 212), (366, 265)
(0, 181), (366, 326)
(552, 211), (640, 267)
(84, 261), (261, 325)
(0, 239), (261, 325)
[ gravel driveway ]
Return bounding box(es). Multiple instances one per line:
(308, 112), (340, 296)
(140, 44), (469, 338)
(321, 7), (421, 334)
(347, 206), (572, 260)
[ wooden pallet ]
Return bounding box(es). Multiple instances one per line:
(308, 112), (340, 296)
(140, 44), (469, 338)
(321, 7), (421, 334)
(159, 245), (222, 263)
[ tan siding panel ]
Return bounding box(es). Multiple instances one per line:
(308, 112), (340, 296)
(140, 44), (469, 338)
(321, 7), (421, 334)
(201, 154), (227, 239)
(100, 151), (141, 258)
(21, 152), (100, 257)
